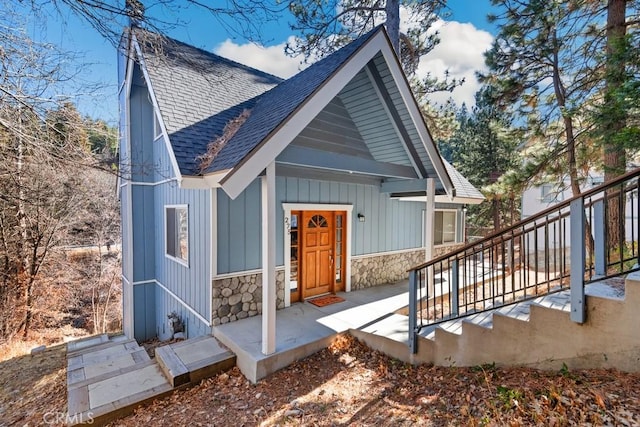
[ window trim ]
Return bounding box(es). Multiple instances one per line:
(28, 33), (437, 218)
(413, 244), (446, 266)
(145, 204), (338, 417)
(165, 204), (189, 267)
(424, 208), (458, 247)
(540, 184), (563, 203)
(153, 112), (163, 141)
(435, 209), (458, 246)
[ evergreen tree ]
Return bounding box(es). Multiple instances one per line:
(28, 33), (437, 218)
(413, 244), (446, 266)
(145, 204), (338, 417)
(481, 0), (603, 198)
(286, 0), (461, 92)
(442, 86), (521, 234)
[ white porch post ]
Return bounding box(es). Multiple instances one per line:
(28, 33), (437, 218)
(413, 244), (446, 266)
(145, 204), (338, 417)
(424, 178), (435, 262)
(261, 162), (276, 355)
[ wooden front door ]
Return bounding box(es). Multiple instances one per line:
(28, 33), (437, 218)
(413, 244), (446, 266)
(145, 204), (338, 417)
(301, 211), (334, 298)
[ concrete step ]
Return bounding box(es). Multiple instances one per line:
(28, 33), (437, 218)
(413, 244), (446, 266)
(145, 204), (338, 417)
(69, 361), (173, 426)
(68, 339), (144, 367)
(169, 336), (236, 383)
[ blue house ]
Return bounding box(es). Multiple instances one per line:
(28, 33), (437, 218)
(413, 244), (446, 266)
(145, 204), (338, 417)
(118, 26), (483, 354)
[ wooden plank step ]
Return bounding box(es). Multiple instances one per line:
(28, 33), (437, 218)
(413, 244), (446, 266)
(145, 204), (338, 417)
(67, 342), (147, 370)
(155, 345), (190, 387)
(68, 357), (156, 390)
(67, 338), (141, 358)
(185, 350), (236, 383)
(66, 334), (109, 353)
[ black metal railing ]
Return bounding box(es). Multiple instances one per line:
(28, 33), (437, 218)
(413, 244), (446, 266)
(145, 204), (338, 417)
(408, 168), (640, 353)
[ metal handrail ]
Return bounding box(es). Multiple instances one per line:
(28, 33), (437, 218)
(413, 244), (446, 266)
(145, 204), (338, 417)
(407, 168), (640, 353)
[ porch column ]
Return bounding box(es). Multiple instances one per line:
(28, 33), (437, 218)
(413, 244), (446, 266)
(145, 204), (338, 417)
(261, 161), (276, 355)
(424, 178), (436, 262)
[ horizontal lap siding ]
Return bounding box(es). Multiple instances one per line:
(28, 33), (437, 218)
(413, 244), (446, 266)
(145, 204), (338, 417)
(291, 97), (372, 159)
(338, 69), (412, 166)
(216, 177), (425, 275)
(372, 54), (438, 178)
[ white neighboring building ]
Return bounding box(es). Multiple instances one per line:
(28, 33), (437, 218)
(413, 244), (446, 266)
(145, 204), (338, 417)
(522, 172), (638, 252)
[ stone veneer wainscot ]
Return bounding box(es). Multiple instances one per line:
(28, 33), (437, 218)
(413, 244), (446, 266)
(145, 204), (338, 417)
(350, 245), (465, 290)
(211, 245), (463, 325)
(211, 270), (285, 326)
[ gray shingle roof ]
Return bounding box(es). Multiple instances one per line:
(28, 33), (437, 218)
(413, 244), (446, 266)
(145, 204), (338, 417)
(134, 26), (379, 175)
(133, 27), (482, 203)
(206, 28), (379, 173)
(134, 29), (282, 175)
(443, 159), (485, 201)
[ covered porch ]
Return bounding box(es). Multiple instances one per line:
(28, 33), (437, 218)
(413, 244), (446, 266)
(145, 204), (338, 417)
(212, 280), (410, 383)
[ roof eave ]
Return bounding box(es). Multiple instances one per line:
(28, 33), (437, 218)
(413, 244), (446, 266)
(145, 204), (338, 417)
(180, 169), (230, 189)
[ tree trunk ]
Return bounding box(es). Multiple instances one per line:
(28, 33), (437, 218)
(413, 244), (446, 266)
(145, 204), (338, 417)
(604, 0), (628, 255)
(16, 108), (32, 339)
(385, 0), (400, 56)
(550, 26), (597, 259)
(23, 277), (34, 339)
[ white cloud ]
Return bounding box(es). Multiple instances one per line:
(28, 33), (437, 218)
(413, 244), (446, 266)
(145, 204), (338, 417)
(213, 37), (305, 79)
(214, 19), (493, 108)
(417, 20), (494, 107)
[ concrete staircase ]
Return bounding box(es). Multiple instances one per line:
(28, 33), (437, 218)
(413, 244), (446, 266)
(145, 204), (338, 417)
(66, 334), (235, 425)
(351, 273), (640, 372)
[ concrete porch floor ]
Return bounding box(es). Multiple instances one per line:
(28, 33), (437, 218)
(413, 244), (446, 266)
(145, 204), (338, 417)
(213, 281), (411, 383)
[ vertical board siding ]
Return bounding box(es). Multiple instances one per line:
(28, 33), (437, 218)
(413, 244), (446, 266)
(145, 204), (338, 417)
(130, 185), (156, 283)
(126, 62), (211, 340)
(154, 180), (211, 324)
(129, 65), (155, 184)
(129, 64), (157, 284)
(154, 286), (209, 341)
(149, 93), (211, 332)
(120, 184), (132, 278)
(216, 176), (426, 275)
(133, 283), (156, 342)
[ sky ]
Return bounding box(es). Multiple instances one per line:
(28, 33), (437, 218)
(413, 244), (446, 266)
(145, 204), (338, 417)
(19, 0), (497, 124)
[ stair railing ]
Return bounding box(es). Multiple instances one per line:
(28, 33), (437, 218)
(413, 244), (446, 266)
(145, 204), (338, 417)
(408, 168), (640, 354)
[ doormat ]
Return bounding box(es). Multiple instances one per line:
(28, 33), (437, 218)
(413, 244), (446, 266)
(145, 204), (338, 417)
(307, 295), (345, 307)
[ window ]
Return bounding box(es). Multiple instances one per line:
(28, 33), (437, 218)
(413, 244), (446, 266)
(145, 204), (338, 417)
(289, 213), (299, 291)
(589, 176), (604, 188)
(166, 205), (188, 264)
(540, 184), (563, 203)
(434, 210), (457, 245)
(335, 213), (344, 284)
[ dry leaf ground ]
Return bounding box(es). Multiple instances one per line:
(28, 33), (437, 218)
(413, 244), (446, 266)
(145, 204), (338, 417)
(1, 333), (638, 426)
(0, 342), (67, 426)
(113, 335), (640, 427)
